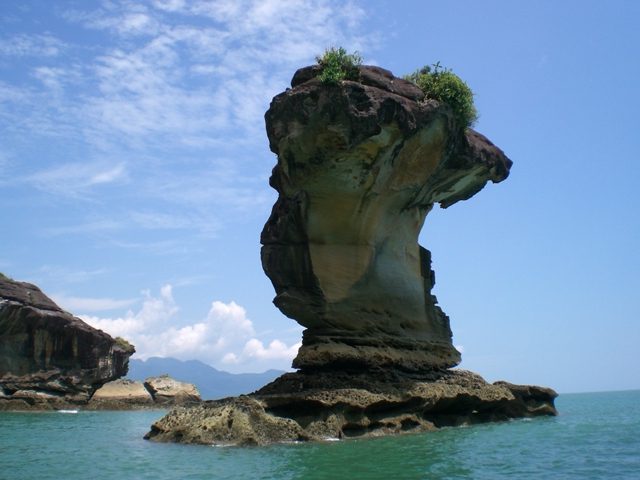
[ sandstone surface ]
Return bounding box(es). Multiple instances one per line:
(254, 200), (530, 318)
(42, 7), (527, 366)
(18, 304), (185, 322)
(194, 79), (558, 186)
(87, 375), (201, 409)
(261, 64), (511, 372)
(144, 374), (201, 404)
(0, 275), (134, 408)
(88, 379), (154, 408)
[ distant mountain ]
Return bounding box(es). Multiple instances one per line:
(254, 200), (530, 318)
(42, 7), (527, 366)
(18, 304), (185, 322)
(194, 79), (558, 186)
(126, 357), (284, 400)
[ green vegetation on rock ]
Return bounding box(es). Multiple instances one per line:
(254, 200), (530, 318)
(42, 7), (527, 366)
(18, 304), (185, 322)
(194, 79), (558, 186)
(0, 272), (12, 281)
(405, 62), (478, 129)
(115, 336), (135, 353)
(316, 47), (362, 84)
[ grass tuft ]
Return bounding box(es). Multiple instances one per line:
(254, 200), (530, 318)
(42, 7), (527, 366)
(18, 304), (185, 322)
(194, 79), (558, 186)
(405, 62), (478, 130)
(316, 47), (362, 84)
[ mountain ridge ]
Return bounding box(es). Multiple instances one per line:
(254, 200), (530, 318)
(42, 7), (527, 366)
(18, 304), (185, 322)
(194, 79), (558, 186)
(127, 357), (284, 400)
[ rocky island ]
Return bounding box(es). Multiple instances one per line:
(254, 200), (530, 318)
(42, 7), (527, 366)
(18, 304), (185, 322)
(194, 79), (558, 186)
(145, 61), (557, 446)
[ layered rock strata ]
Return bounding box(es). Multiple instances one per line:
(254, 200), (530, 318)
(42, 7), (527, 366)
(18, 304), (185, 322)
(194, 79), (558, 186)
(146, 65), (556, 445)
(261, 65), (511, 371)
(87, 375), (201, 409)
(0, 276), (134, 409)
(145, 370), (557, 446)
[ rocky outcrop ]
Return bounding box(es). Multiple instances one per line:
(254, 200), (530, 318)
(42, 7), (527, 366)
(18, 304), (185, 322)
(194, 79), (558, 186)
(0, 276), (134, 408)
(87, 375), (201, 409)
(146, 64), (556, 446)
(144, 375), (201, 405)
(261, 65), (511, 372)
(88, 379), (154, 409)
(145, 369), (557, 446)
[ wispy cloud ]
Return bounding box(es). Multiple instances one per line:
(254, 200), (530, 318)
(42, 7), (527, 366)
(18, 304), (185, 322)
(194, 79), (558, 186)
(2, 0), (371, 239)
(0, 33), (65, 57)
(7, 0), (369, 148)
(53, 294), (138, 313)
(25, 161), (128, 197)
(38, 265), (110, 284)
(43, 220), (123, 237)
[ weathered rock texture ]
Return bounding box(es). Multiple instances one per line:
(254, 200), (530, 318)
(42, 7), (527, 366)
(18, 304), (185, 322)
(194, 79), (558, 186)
(0, 276), (134, 409)
(87, 375), (201, 410)
(89, 378), (154, 408)
(145, 370), (557, 446)
(144, 375), (201, 405)
(261, 65), (511, 371)
(146, 65), (556, 446)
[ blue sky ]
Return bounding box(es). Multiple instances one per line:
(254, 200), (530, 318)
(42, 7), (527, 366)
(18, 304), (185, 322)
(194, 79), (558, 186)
(1, 0), (638, 393)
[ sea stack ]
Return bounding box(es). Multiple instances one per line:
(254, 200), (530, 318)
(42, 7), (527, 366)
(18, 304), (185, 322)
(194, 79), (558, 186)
(145, 65), (556, 446)
(261, 65), (510, 372)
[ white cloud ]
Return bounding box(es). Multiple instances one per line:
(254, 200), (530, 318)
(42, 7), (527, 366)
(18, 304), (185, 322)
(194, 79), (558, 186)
(80, 284), (300, 372)
(2, 1), (372, 245)
(26, 161), (128, 197)
(43, 220), (123, 237)
(0, 33), (65, 57)
(242, 338), (301, 361)
(38, 265), (110, 284)
(46, 0), (369, 149)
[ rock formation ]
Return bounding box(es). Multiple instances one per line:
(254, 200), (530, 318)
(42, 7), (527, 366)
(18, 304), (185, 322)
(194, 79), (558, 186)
(0, 275), (134, 409)
(89, 379), (154, 408)
(146, 370), (556, 446)
(144, 375), (201, 405)
(88, 375), (201, 409)
(262, 65), (510, 371)
(146, 64), (556, 446)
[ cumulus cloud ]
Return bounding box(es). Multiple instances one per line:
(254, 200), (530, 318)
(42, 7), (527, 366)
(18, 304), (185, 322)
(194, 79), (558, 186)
(80, 284), (300, 372)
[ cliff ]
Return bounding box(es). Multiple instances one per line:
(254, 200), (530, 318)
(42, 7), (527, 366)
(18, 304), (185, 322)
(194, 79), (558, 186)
(0, 275), (134, 409)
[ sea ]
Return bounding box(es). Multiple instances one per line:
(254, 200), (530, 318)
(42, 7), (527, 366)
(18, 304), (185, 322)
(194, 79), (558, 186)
(1, 390), (638, 480)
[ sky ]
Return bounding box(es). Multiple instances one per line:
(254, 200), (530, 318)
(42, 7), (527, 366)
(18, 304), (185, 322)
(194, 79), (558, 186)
(1, 0), (638, 393)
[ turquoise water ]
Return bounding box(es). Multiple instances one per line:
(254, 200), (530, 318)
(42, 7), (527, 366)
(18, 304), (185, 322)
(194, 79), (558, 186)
(1, 390), (639, 479)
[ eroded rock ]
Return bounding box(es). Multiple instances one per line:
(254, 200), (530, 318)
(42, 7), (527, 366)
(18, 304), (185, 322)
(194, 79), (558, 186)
(88, 379), (154, 409)
(146, 64), (556, 446)
(145, 370), (557, 446)
(0, 276), (134, 407)
(261, 65), (511, 372)
(88, 375), (201, 409)
(144, 375), (201, 405)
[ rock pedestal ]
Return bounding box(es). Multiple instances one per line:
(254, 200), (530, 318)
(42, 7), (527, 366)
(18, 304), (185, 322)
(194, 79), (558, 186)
(261, 65), (511, 372)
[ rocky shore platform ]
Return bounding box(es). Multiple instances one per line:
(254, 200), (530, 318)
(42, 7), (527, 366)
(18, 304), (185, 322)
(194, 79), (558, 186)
(145, 369), (557, 446)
